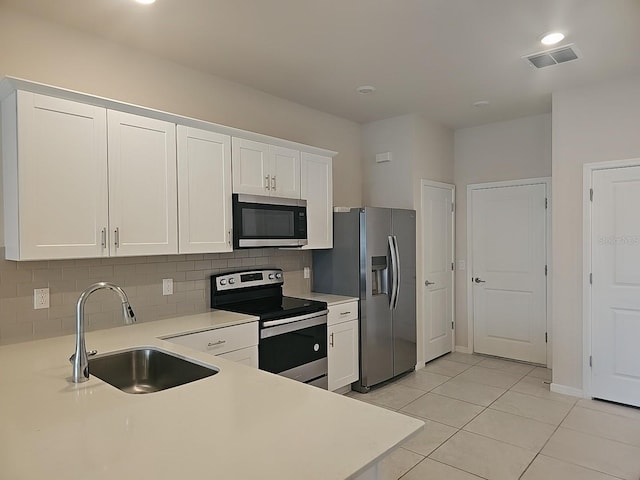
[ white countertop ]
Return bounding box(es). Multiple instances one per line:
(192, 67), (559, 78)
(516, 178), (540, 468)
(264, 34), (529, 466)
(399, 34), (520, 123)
(298, 292), (359, 306)
(0, 311), (422, 479)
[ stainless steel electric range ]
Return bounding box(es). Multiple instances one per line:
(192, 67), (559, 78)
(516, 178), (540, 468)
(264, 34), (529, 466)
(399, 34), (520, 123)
(211, 269), (329, 388)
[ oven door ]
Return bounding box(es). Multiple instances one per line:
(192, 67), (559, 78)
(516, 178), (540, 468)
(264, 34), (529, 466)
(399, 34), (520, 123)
(233, 194), (307, 248)
(259, 311), (328, 387)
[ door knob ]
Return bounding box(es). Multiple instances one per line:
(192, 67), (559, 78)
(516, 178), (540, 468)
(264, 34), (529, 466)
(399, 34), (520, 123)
(424, 280), (436, 286)
(473, 277), (486, 284)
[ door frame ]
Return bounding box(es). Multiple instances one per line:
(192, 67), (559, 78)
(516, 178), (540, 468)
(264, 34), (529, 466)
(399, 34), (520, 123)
(582, 158), (640, 399)
(419, 179), (456, 364)
(466, 177), (552, 366)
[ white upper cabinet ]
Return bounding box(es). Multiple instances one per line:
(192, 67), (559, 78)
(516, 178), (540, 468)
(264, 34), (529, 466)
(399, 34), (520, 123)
(232, 138), (301, 199)
(2, 91), (109, 260)
(269, 145), (301, 199)
(107, 111), (178, 256)
(301, 152), (333, 249)
(177, 126), (232, 254)
(1, 78), (335, 260)
(231, 138), (270, 196)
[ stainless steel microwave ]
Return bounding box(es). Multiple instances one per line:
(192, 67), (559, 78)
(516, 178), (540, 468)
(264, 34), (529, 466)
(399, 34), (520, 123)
(232, 194), (308, 248)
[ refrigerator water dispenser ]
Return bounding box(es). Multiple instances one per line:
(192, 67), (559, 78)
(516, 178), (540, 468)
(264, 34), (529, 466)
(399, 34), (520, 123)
(371, 256), (388, 295)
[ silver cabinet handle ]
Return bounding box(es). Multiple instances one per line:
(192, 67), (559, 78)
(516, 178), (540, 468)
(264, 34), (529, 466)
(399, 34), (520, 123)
(227, 230), (232, 247)
(271, 175), (277, 191)
(207, 340), (226, 347)
(101, 228), (107, 248)
(114, 227), (120, 248)
(473, 277), (486, 284)
(265, 175), (271, 190)
(425, 280), (436, 286)
(329, 332), (334, 348)
(340, 311), (351, 315)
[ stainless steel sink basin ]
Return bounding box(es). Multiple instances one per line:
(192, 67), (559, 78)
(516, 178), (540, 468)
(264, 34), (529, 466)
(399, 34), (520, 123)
(89, 347), (218, 394)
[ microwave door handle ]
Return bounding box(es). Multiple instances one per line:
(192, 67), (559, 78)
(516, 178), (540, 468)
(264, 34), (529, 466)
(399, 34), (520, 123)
(388, 235), (399, 309)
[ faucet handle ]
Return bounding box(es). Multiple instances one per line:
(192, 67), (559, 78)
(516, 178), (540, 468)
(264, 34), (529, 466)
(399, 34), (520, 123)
(69, 349), (97, 364)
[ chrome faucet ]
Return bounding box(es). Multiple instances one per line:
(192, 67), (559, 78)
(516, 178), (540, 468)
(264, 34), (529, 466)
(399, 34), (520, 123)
(71, 282), (136, 383)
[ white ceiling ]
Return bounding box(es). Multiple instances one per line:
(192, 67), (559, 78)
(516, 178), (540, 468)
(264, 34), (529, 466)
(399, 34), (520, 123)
(3, 0), (640, 128)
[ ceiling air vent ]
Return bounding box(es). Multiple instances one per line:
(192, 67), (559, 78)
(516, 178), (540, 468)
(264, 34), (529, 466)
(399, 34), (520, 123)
(523, 44), (579, 69)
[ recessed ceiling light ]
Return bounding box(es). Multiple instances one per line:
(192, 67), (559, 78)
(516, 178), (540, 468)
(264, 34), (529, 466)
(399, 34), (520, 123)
(473, 100), (490, 108)
(356, 85), (376, 95)
(540, 32), (565, 46)
(134, 0), (156, 4)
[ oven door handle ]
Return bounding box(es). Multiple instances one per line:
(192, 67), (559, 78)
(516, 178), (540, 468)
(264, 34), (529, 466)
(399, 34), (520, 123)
(261, 310), (329, 328)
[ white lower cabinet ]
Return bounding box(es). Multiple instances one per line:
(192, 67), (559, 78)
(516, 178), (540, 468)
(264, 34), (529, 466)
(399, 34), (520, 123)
(164, 322), (258, 368)
(218, 346), (259, 368)
(327, 301), (359, 392)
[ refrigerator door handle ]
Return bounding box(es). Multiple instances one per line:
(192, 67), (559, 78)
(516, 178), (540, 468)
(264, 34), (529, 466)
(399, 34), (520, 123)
(393, 235), (401, 309)
(388, 235), (399, 310)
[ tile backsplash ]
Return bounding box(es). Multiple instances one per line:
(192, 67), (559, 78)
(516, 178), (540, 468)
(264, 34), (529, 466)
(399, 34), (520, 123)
(0, 247), (311, 345)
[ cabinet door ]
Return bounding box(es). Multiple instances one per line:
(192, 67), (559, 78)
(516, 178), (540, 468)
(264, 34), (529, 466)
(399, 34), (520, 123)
(269, 145), (301, 199)
(328, 319), (359, 391)
(231, 138), (270, 196)
(218, 346), (259, 368)
(177, 126), (232, 253)
(108, 111), (177, 256)
(8, 91), (109, 260)
(301, 153), (333, 249)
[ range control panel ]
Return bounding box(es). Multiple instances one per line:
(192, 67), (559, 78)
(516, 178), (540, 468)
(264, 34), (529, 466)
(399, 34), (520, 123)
(213, 269), (284, 292)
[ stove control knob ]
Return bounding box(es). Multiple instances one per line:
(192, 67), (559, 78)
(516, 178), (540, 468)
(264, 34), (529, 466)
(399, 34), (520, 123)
(219, 279), (227, 286)
(275, 273), (283, 279)
(268, 273), (275, 280)
(228, 278), (236, 284)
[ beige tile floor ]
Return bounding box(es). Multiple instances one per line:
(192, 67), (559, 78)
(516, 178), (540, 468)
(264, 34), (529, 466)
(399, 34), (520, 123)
(346, 352), (640, 480)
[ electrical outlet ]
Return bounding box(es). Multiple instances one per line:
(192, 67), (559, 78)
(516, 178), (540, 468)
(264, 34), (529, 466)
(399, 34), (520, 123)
(457, 260), (466, 271)
(162, 278), (173, 296)
(34, 288), (49, 309)
(303, 267), (310, 279)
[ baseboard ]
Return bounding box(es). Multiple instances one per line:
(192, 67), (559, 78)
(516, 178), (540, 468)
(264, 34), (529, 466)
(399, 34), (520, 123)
(454, 345), (472, 354)
(550, 383), (584, 398)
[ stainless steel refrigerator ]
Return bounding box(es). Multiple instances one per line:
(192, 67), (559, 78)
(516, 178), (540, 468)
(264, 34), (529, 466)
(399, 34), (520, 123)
(313, 207), (416, 392)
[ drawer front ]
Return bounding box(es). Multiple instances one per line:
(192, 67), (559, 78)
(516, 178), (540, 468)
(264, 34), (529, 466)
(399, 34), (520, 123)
(166, 322), (258, 355)
(328, 301), (358, 326)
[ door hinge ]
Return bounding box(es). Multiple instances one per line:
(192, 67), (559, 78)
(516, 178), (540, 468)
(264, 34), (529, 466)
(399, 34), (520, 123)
(589, 355), (593, 367)
(590, 188), (594, 202)
(545, 197), (548, 209)
(451, 262), (455, 271)
(452, 321), (454, 330)
(451, 202), (455, 213)
(545, 265), (548, 276)
(589, 272), (593, 285)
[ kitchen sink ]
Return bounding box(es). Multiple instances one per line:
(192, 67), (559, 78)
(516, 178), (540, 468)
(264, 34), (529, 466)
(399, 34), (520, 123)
(89, 347), (218, 394)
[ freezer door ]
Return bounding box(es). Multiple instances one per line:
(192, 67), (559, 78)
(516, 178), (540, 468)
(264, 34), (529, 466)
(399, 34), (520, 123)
(392, 209), (417, 376)
(359, 207), (394, 388)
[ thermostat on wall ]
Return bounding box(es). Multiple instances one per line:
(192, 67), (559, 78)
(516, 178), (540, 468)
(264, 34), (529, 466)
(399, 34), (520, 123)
(375, 152), (392, 163)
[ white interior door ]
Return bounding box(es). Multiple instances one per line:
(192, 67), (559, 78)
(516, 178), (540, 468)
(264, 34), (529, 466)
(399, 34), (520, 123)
(591, 165), (640, 407)
(471, 183), (547, 364)
(422, 182), (454, 363)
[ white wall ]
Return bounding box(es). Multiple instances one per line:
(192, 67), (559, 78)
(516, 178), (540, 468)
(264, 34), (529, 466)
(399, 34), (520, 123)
(552, 75), (640, 392)
(0, 5), (363, 249)
(362, 113), (454, 365)
(362, 115), (415, 209)
(453, 114), (552, 349)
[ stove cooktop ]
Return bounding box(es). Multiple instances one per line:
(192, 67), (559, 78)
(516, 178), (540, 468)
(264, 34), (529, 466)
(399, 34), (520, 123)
(218, 296), (327, 322)
(210, 269), (327, 322)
